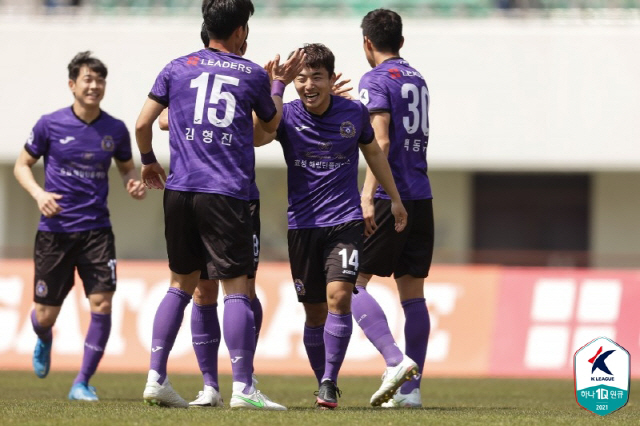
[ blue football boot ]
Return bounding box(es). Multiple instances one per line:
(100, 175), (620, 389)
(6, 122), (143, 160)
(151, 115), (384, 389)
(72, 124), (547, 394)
(33, 338), (52, 378)
(68, 382), (99, 401)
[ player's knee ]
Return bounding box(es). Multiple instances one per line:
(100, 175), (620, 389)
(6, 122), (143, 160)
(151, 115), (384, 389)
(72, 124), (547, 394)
(326, 291), (352, 315)
(36, 310), (58, 328)
(88, 292), (113, 314)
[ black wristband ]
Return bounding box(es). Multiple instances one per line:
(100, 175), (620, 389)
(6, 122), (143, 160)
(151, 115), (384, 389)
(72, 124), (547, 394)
(140, 150), (157, 165)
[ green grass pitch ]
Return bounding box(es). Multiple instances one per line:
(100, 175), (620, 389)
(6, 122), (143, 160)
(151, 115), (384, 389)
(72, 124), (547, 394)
(0, 371), (637, 425)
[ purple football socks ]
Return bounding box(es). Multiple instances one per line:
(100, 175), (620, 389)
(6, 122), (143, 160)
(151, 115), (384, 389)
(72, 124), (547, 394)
(322, 312), (352, 384)
(74, 312), (111, 385)
(352, 285), (404, 367)
(223, 294), (255, 393)
(149, 287), (192, 384)
(400, 298), (430, 393)
(31, 309), (52, 343)
(191, 302), (221, 390)
(303, 324), (326, 384)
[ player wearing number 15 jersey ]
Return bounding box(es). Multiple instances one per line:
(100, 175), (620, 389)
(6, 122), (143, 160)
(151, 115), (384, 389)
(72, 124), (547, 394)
(254, 43), (407, 409)
(135, 0), (304, 410)
(356, 9), (433, 408)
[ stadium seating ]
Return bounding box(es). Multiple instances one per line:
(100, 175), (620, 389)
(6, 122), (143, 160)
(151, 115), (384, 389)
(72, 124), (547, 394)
(36, 0), (640, 15)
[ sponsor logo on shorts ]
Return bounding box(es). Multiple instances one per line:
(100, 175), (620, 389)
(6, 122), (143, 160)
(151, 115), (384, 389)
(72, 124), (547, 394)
(294, 279), (306, 296)
(35, 280), (48, 297)
(342, 269), (357, 276)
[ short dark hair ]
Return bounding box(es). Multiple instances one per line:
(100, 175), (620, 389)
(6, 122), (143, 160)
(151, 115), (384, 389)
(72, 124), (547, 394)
(202, 0), (254, 41)
(297, 43), (335, 77)
(361, 9), (403, 54)
(67, 51), (107, 81)
(200, 21), (209, 46)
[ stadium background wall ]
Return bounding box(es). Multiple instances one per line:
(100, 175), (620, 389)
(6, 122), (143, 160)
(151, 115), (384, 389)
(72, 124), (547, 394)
(0, 17), (639, 268)
(1, 260), (639, 378)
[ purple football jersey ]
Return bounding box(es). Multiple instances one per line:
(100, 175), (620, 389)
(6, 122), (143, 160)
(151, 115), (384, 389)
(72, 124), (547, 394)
(276, 96), (374, 229)
(150, 48), (276, 200)
(359, 58), (432, 200)
(24, 107), (132, 232)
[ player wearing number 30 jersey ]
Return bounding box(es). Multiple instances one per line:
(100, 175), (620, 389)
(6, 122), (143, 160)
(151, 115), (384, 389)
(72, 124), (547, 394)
(355, 9), (434, 408)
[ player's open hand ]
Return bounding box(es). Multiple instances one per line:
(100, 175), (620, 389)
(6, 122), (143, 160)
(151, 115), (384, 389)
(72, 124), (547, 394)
(332, 72), (353, 99)
(36, 191), (63, 218)
(141, 162), (167, 190)
(361, 198), (377, 237)
(127, 178), (146, 200)
(390, 200), (408, 233)
(270, 49), (306, 85)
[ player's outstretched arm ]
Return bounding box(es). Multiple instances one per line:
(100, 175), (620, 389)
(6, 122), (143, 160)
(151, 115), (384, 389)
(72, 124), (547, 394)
(259, 49), (306, 134)
(115, 158), (146, 200)
(14, 148), (63, 218)
(360, 140), (407, 233)
(135, 98), (167, 189)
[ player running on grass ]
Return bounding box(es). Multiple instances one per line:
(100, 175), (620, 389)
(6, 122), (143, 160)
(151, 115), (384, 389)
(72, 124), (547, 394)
(14, 51), (145, 401)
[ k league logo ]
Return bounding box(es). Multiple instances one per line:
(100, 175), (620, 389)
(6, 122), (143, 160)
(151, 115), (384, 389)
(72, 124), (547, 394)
(574, 337), (630, 416)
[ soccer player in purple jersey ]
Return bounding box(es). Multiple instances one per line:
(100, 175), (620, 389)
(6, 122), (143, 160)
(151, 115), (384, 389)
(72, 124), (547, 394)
(254, 43), (409, 409)
(13, 51), (146, 401)
(155, 23), (262, 409)
(356, 9), (434, 408)
(135, 0), (304, 409)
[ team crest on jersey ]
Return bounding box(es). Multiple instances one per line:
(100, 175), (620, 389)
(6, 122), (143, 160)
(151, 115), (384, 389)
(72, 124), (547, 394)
(101, 135), (115, 151)
(339, 121), (356, 138)
(35, 280), (48, 297)
(294, 279), (306, 296)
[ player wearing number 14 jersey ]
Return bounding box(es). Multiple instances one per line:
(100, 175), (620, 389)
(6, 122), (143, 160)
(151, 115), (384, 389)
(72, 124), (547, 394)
(135, 0), (303, 410)
(356, 9), (433, 408)
(254, 43), (408, 409)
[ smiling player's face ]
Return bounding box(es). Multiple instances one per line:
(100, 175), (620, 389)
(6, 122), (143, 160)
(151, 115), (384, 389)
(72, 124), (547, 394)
(69, 65), (105, 109)
(294, 67), (336, 115)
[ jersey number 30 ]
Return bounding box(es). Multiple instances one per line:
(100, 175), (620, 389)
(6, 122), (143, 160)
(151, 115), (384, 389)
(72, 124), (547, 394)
(402, 83), (429, 136)
(190, 72), (239, 127)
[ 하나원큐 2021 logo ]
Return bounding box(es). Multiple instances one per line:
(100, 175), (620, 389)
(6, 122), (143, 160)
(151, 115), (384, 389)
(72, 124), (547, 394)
(574, 337), (630, 416)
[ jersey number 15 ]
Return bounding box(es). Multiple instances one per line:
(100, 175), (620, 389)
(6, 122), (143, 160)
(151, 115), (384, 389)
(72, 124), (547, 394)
(190, 72), (239, 127)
